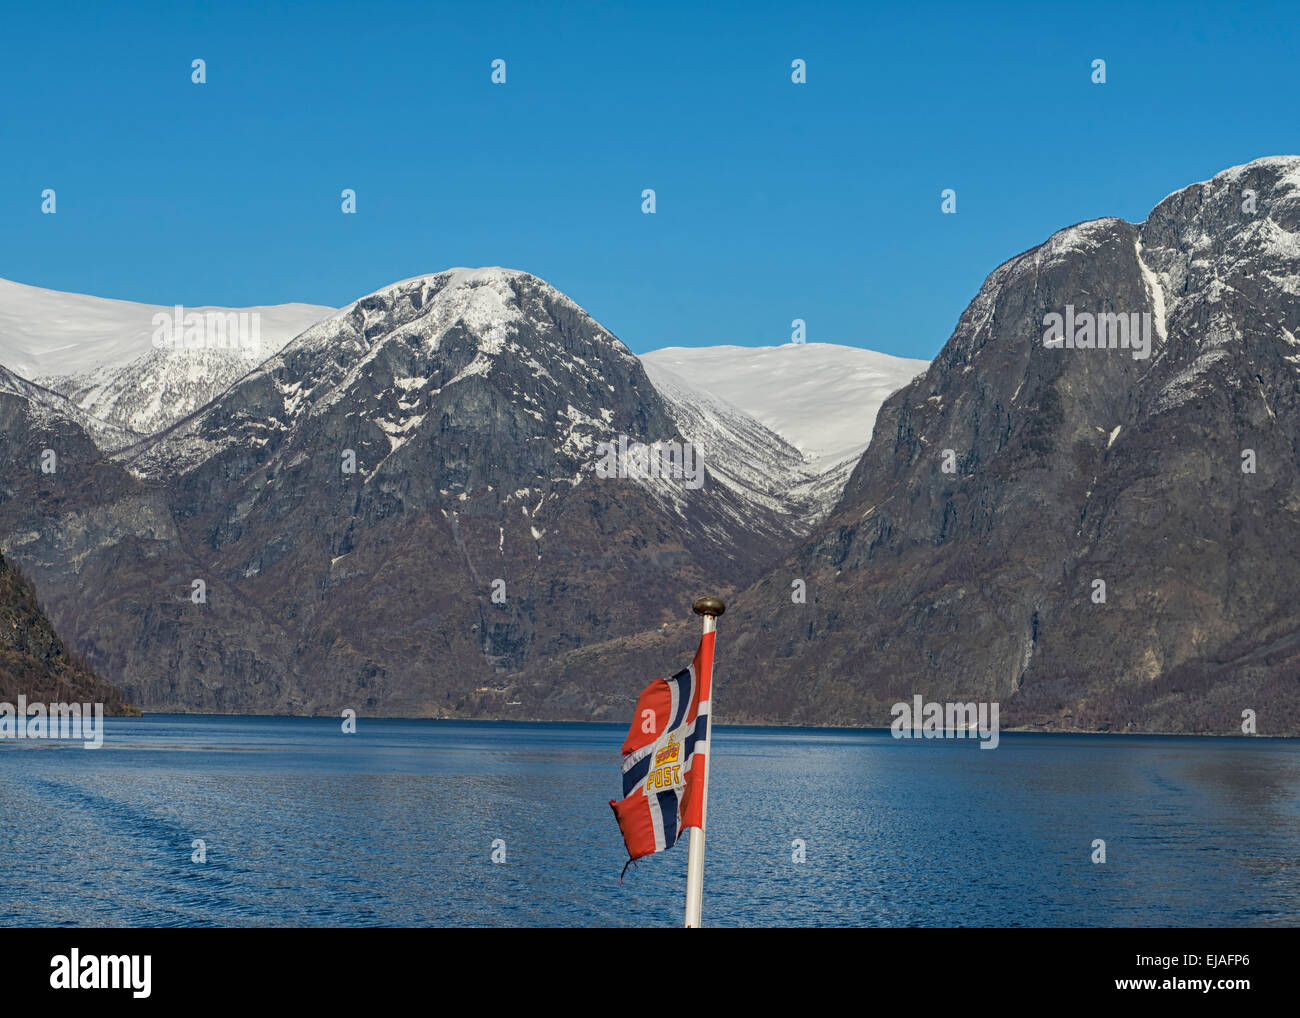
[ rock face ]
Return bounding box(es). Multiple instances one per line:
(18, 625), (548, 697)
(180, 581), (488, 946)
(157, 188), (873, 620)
(716, 156), (1300, 734)
(0, 549), (136, 714)
(1, 268), (813, 714)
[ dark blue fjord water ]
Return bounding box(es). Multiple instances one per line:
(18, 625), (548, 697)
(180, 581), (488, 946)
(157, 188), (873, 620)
(1, 716), (1297, 927)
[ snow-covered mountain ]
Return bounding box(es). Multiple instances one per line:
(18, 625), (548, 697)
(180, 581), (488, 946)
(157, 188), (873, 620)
(5, 148), (1300, 734)
(0, 276), (332, 443)
(0, 269), (924, 535)
(639, 361), (827, 532)
(0, 274), (928, 526)
(0, 264), (932, 716)
(2, 266), (834, 713)
(0, 364), (140, 451)
(125, 266), (651, 476)
(641, 343), (928, 519)
(121, 266), (820, 558)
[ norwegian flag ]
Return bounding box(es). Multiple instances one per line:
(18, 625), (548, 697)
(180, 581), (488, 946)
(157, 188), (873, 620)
(609, 631), (714, 870)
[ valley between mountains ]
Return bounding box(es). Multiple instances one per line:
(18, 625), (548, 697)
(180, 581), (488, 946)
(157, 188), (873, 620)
(3, 157), (1298, 735)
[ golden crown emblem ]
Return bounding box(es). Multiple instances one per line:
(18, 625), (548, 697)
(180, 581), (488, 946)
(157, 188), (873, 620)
(654, 732), (681, 766)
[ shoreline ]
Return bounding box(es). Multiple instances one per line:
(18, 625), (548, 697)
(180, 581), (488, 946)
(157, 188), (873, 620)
(69, 711), (1300, 740)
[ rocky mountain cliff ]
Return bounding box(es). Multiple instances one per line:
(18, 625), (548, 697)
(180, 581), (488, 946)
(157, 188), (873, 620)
(708, 156), (1300, 734)
(0, 549), (136, 713)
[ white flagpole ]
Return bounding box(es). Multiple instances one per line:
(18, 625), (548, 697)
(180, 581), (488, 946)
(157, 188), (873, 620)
(685, 595), (724, 929)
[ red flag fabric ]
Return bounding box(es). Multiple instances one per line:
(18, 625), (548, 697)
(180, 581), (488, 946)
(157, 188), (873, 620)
(609, 631), (714, 864)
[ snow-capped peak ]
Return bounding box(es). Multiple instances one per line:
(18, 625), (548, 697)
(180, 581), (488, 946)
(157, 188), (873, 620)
(125, 267), (645, 479)
(1151, 154), (1300, 208)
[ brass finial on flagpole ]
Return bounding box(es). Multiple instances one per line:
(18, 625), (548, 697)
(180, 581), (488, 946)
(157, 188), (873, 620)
(693, 596), (725, 617)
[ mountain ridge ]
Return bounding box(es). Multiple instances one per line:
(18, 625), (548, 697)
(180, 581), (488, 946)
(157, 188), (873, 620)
(2, 157), (1297, 733)
(1, 265), (827, 713)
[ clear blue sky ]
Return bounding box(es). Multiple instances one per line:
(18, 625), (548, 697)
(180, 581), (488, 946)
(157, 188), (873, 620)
(2, 0), (1296, 359)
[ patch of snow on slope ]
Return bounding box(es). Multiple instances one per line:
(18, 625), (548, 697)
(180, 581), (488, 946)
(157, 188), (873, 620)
(1135, 238), (1169, 345)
